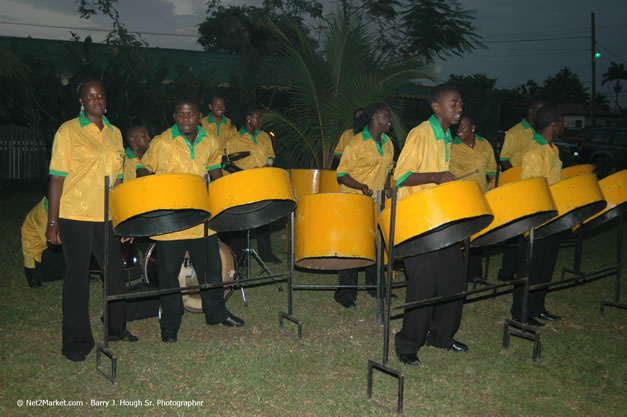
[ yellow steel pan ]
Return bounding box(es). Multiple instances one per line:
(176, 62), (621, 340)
(295, 193), (375, 270)
(561, 164), (595, 180)
(110, 173), (211, 237)
(472, 177), (558, 246)
(379, 180), (493, 258)
(207, 167), (296, 232)
(319, 169), (341, 193)
(582, 169), (627, 230)
(497, 166), (522, 187)
(290, 169), (321, 199)
(535, 172), (607, 239)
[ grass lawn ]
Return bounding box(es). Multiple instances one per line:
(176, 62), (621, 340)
(1, 187), (625, 416)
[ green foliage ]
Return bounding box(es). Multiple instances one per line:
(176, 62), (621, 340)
(263, 7), (431, 169)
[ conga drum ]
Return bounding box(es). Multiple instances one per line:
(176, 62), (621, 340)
(472, 177), (558, 246)
(110, 173), (212, 237)
(581, 169), (627, 231)
(379, 180), (493, 258)
(535, 172), (607, 239)
(207, 167), (297, 232)
(295, 193), (376, 270)
(143, 241), (235, 312)
(561, 164), (595, 180)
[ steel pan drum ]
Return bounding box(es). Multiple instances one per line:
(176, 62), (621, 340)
(295, 193), (376, 270)
(582, 169), (627, 230)
(379, 180), (494, 258)
(207, 167), (297, 232)
(110, 173), (212, 237)
(472, 177), (558, 246)
(561, 164), (595, 180)
(535, 172), (607, 239)
(290, 169), (321, 199)
(497, 166), (522, 187)
(319, 169), (341, 193)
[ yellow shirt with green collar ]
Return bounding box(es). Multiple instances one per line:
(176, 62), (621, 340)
(200, 114), (237, 148)
(521, 131), (562, 186)
(49, 112), (124, 222)
(501, 119), (534, 167)
(21, 197), (49, 269)
(140, 124), (222, 240)
(394, 115), (453, 200)
(123, 147), (145, 182)
(337, 127), (394, 197)
(450, 134), (497, 191)
(334, 128), (357, 157)
(225, 128), (276, 170)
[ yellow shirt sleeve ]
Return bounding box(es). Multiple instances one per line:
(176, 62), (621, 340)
(21, 197), (48, 269)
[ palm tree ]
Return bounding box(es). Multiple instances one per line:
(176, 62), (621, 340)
(263, 7), (431, 169)
(602, 62), (627, 112)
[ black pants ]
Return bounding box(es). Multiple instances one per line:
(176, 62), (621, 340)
(58, 219), (126, 357)
(25, 247), (66, 284)
(334, 265), (377, 304)
(511, 234), (560, 321)
(156, 235), (229, 333)
(395, 244), (465, 355)
(499, 237), (519, 280)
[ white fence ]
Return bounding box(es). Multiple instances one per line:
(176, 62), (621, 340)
(0, 125), (47, 182)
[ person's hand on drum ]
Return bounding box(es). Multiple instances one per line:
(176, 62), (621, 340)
(45, 222), (62, 246)
(120, 237), (134, 244)
(360, 184), (373, 197)
(435, 171), (457, 184)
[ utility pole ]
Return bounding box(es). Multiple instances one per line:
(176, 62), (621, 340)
(591, 12), (596, 128)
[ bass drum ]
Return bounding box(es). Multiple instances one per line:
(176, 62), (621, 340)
(143, 240), (236, 312)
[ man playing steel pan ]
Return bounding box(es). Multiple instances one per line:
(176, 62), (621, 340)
(393, 83), (468, 366)
(138, 97), (244, 343)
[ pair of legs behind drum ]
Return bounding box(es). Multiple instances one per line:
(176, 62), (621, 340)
(334, 265), (377, 308)
(156, 235), (244, 343)
(395, 244), (467, 365)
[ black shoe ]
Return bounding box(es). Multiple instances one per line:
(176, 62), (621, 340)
(337, 299), (357, 309)
(397, 352), (421, 366)
(525, 317), (545, 327)
(214, 313), (245, 327)
(64, 352), (86, 362)
(537, 311), (561, 321)
(161, 330), (177, 343)
(110, 330), (139, 342)
(449, 340), (469, 353)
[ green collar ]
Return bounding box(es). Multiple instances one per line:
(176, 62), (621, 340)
(78, 111), (113, 129)
(521, 118), (532, 130)
(428, 115), (452, 162)
(171, 124), (208, 160)
(532, 130), (548, 145)
(125, 147), (137, 159)
(240, 127), (261, 145)
(208, 114), (227, 125)
(361, 126), (389, 157)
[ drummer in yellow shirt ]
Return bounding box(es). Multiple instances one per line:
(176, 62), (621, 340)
(393, 83), (467, 366)
(511, 104), (564, 326)
(122, 125), (151, 182)
(21, 196), (65, 288)
(138, 97), (245, 343)
(334, 103), (394, 308)
(224, 107), (280, 263)
(200, 96), (238, 151)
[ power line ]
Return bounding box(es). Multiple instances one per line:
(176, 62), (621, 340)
(483, 35), (588, 44)
(0, 20), (199, 38)
(595, 40), (626, 62)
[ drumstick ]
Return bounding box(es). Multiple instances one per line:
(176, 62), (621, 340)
(457, 169), (479, 180)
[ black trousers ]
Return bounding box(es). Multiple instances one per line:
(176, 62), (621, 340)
(395, 244), (465, 355)
(334, 265), (377, 304)
(156, 235), (229, 332)
(25, 247), (66, 284)
(511, 234), (560, 321)
(499, 237), (519, 280)
(58, 219), (126, 357)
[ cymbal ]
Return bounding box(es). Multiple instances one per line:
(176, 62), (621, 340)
(226, 151), (251, 162)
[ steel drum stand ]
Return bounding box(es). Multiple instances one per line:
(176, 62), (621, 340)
(278, 211), (303, 341)
(561, 213), (625, 314)
(233, 228), (282, 306)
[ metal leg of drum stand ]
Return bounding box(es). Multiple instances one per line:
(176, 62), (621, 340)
(601, 213), (627, 315)
(368, 188), (404, 414)
(279, 211), (303, 341)
(97, 176), (117, 383)
(502, 228), (542, 363)
(375, 191), (384, 324)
